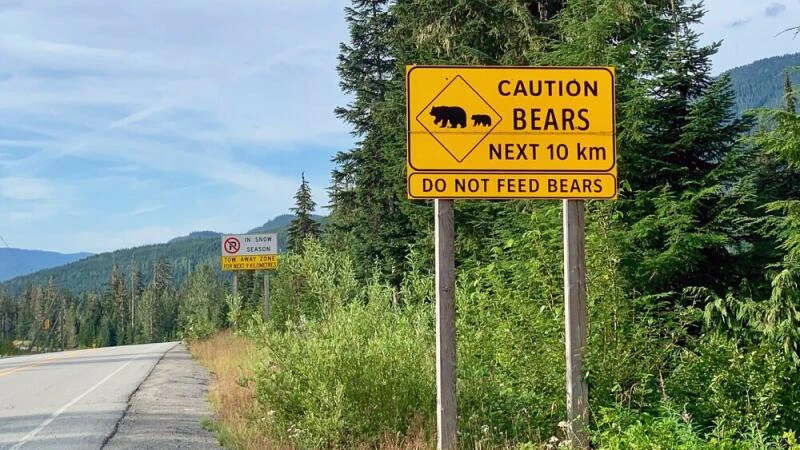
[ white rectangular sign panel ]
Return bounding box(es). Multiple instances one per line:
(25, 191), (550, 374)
(221, 233), (278, 256)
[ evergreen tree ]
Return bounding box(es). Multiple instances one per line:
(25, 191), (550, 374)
(328, 0), (419, 286)
(178, 263), (226, 339)
(107, 265), (128, 346)
(288, 173), (321, 253)
(611, 1), (753, 297)
(136, 258), (177, 342)
(785, 72), (797, 113)
(129, 258), (142, 343)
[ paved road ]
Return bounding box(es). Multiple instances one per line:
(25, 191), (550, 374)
(0, 342), (184, 449)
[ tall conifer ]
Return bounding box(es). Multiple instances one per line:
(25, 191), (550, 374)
(289, 173), (321, 253)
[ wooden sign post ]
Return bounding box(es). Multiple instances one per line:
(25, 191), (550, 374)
(435, 199), (457, 450)
(263, 272), (271, 322)
(563, 199), (589, 446)
(232, 272), (238, 298)
(406, 65), (616, 450)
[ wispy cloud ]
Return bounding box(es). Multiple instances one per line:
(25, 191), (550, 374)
(118, 204), (167, 218)
(0, 0), (351, 253)
(727, 18), (751, 28)
(697, 0), (800, 73)
(0, 177), (55, 200)
(765, 2), (786, 17)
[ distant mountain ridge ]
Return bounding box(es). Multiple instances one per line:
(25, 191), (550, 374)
(725, 52), (800, 115)
(168, 231), (222, 243)
(0, 249), (92, 282)
(0, 214), (326, 295)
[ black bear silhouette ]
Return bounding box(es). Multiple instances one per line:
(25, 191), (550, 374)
(430, 106), (467, 128)
(471, 114), (491, 127)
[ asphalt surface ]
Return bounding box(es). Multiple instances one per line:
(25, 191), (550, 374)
(0, 341), (220, 450)
(104, 343), (220, 449)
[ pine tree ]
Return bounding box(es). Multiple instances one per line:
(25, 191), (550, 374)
(328, 0), (392, 233)
(328, 0), (420, 286)
(178, 263), (225, 339)
(288, 173), (321, 253)
(613, 1), (754, 297)
(785, 72), (797, 113)
(129, 258), (142, 343)
(108, 265), (128, 346)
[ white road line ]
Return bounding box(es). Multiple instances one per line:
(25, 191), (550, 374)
(10, 351), (147, 449)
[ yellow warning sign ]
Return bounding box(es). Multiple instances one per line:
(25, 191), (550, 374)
(221, 255), (278, 271)
(406, 65), (618, 199)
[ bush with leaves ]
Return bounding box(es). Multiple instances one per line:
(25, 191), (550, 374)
(178, 263), (226, 340)
(592, 405), (783, 450)
(252, 284), (435, 449)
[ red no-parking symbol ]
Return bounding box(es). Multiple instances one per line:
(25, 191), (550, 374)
(224, 237), (241, 254)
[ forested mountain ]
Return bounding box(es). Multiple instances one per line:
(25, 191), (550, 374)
(2, 1), (800, 446)
(726, 52), (800, 114)
(0, 214), (323, 295)
(168, 231), (221, 243)
(0, 249), (92, 282)
(247, 213), (326, 233)
(0, 237), (219, 296)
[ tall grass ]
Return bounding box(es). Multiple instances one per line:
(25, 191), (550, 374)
(188, 331), (286, 449)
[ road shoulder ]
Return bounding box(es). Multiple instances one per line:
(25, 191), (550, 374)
(103, 342), (222, 449)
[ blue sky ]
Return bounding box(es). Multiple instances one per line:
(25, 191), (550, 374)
(0, 0), (798, 254)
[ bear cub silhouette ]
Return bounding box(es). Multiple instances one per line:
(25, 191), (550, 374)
(471, 114), (491, 127)
(430, 106), (467, 128)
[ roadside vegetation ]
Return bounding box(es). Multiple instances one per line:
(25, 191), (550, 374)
(184, 0), (800, 447)
(3, 0), (800, 448)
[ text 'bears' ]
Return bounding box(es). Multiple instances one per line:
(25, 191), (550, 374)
(513, 108), (590, 131)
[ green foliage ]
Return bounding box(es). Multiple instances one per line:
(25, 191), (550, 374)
(178, 263), (227, 340)
(327, 0), (418, 287)
(455, 222), (565, 446)
(288, 173), (322, 254)
(592, 406), (780, 449)
(225, 292), (244, 331)
(263, 240), (361, 331)
(785, 73), (797, 113)
(0, 338), (18, 356)
(253, 285), (435, 449)
(664, 332), (800, 437)
(725, 52), (800, 115)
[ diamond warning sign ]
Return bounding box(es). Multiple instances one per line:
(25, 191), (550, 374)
(406, 65), (618, 200)
(415, 75), (502, 163)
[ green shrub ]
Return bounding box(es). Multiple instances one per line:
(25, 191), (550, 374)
(265, 240), (361, 332)
(665, 332), (800, 437)
(592, 406), (780, 450)
(253, 288), (435, 449)
(178, 264), (227, 340)
(0, 339), (18, 356)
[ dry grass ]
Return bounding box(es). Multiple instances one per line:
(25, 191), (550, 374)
(189, 330), (434, 450)
(188, 330), (288, 450)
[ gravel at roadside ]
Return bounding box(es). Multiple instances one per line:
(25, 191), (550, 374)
(103, 342), (222, 449)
